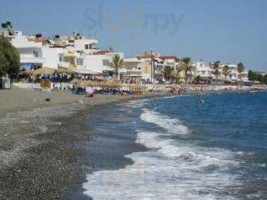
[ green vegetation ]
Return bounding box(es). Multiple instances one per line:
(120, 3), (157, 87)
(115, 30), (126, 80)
(212, 61), (221, 83)
(222, 65), (230, 80)
(162, 66), (174, 81)
(0, 36), (20, 87)
(237, 62), (245, 81)
(110, 54), (124, 82)
(248, 70), (267, 84)
(178, 57), (195, 83)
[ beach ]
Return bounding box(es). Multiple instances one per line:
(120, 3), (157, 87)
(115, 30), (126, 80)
(1, 87), (267, 199)
(0, 87), (144, 199)
(0, 87), (170, 199)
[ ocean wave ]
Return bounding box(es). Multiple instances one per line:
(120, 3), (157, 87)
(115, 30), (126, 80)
(83, 93), (267, 200)
(136, 131), (239, 168)
(83, 129), (241, 200)
(124, 99), (150, 108)
(140, 109), (190, 134)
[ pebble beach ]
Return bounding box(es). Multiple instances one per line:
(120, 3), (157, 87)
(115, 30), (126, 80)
(0, 87), (146, 199)
(0, 86), (266, 199)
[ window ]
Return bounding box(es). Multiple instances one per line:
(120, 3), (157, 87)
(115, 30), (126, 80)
(77, 58), (84, 66)
(85, 44), (89, 49)
(103, 59), (110, 66)
(33, 51), (38, 57)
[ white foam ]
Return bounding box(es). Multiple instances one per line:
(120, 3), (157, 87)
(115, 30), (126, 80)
(124, 99), (150, 108)
(140, 109), (190, 134)
(83, 130), (241, 199)
(83, 109), (242, 200)
(153, 94), (191, 100)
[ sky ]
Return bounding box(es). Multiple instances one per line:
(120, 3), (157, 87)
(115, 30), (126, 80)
(0, 0), (267, 71)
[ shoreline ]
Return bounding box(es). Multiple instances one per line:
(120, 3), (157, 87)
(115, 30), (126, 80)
(1, 87), (266, 199)
(0, 87), (168, 199)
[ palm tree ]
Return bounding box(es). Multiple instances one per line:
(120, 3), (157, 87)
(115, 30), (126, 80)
(110, 54), (124, 82)
(222, 65), (230, 81)
(237, 62), (245, 82)
(178, 57), (195, 83)
(212, 61), (220, 84)
(171, 68), (181, 84)
(162, 66), (174, 82)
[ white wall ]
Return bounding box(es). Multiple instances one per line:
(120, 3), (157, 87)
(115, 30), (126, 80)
(74, 38), (98, 54)
(193, 62), (212, 78)
(11, 34), (42, 48)
(81, 53), (124, 74)
(42, 47), (64, 69)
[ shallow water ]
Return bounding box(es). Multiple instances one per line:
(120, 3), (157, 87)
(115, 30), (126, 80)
(83, 92), (267, 200)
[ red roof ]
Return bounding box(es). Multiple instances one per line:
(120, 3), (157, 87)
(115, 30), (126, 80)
(160, 56), (178, 60)
(29, 37), (47, 44)
(136, 53), (158, 59)
(93, 50), (110, 55)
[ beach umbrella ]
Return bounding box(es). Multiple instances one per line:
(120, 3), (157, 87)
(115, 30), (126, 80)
(56, 67), (75, 74)
(32, 67), (55, 76)
(86, 86), (94, 95)
(21, 70), (33, 75)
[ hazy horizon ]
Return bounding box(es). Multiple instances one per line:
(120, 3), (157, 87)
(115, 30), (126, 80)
(0, 0), (266, 71)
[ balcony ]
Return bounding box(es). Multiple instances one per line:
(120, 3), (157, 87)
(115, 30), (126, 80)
(20, 57), (45, 64)
(126, 71), (142, 77)
(58, 62), (70, 68)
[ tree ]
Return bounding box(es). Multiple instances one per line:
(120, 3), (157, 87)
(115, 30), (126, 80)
(0, 36), (20, 88)
(162, 66), (174, 81)
(237, 62), (245, 81)
(222, 65), (230, 81)
(248, 70), (266, 84)
(171, 67), (181, 84)
(195, 75), (201, 84)
(177, 57), (195, 83)
(110, 54), (124, 82)
(212, 61), (220, 84)
(264, 74), (267, 84)
(248, 70), (256, 81)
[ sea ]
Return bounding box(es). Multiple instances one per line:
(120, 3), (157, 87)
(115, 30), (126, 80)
(82, 92), (267, 200)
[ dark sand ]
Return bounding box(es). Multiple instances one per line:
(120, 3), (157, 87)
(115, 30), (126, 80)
(0, 88), (162, 200)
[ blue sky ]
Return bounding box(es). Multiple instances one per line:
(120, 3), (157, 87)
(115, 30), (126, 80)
(0, 0), (266, 71)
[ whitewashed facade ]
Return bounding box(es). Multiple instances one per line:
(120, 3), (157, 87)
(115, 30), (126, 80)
(219, 64), (249, 82)
(193, 61), (213, 80)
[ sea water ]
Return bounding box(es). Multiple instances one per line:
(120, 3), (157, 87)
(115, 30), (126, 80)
(83, 92), (267, 200)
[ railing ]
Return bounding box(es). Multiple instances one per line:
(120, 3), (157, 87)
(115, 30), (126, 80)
(126, 71), (142, 75)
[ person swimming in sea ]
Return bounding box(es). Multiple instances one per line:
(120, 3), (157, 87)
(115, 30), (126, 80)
(199, 98), (205, 104)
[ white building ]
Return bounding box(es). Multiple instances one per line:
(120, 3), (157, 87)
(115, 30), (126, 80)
(135, 53), (180, 82)
(193, 61), (213, 81)
(1, 23), (64, 70)
(158, 56), (180, 79)
(122, 58), (146, 83)
(11, 32), (65, 69)
(1, 22), (124, 75)
(219, 64), (249, 82)
(10, 31), (45, 69)
(73, 36), (98, 55)
(75, 51), (124, 75)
